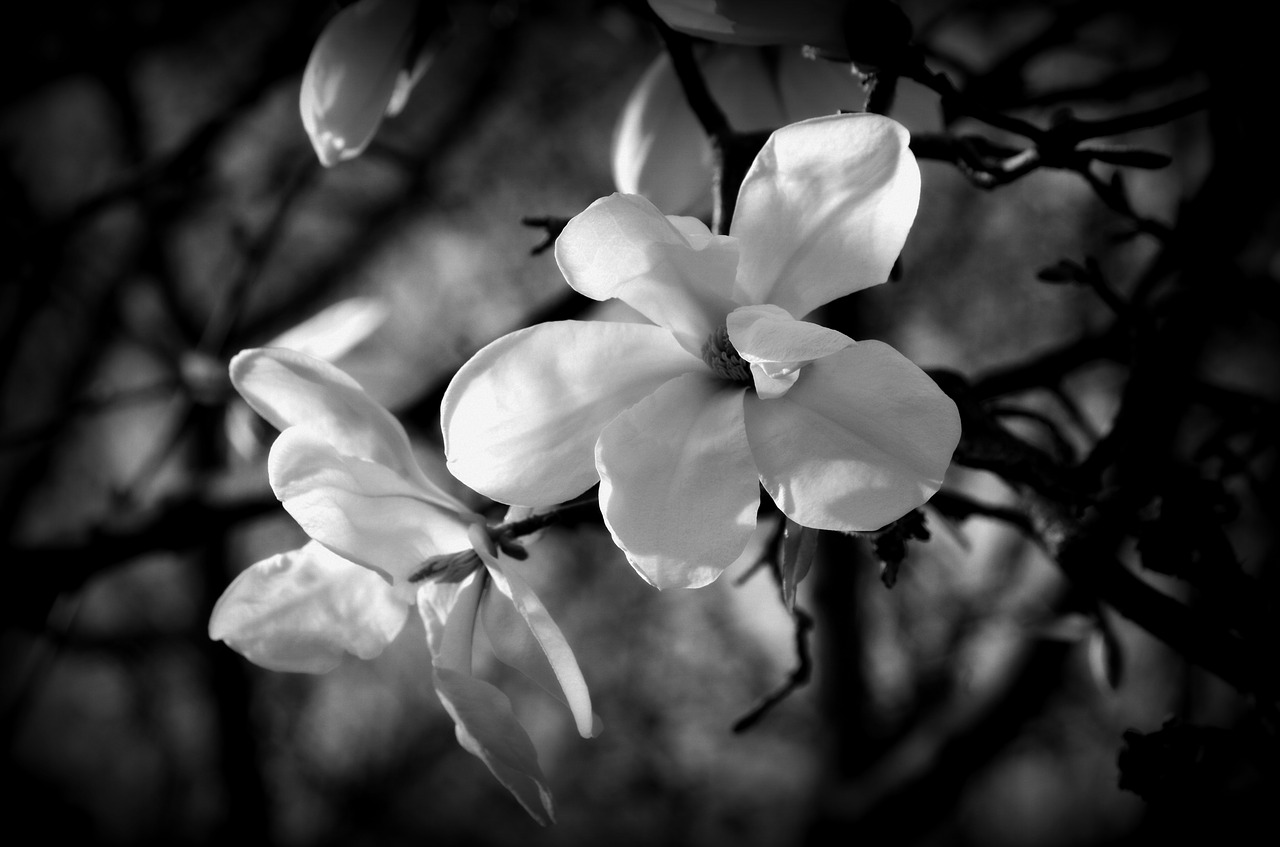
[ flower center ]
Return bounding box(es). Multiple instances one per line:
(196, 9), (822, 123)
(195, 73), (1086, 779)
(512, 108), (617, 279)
(700, 325), (753, 385)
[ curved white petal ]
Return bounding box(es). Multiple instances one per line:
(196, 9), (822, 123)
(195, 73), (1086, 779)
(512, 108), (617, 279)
(731, 113), (920, 319)
(555, 194), (739, 356)
(300, 0), (419, 166)
(596, 372), (759, 589)
(480, 586), (604, 738)
(270, 426), (473, 586)
(475, 525), (594, 738)
(209, 541), (410, 673)
(612, 53), (715, 216)
(727, 304), (852, 398)
(230, 348), (465, 512)
(745, 340), (961, 532)
(443, 321), (701, 506)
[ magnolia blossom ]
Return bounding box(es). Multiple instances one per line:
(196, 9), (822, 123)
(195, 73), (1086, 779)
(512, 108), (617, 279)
(648, 0), (848, 58)
(209, 348), (594, 824)
(301, 0), (433, 167)
(444, 113), (961, 590)
(613, 46), (864, 215)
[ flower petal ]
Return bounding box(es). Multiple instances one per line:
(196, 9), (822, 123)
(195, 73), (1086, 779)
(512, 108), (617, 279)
(209, 541), (410, 673)
(419, 568), (483, 672)
(270, 426), (473, 587)
(300, 0), (419, 166)
(612, 53), (715, 216)
(418, 573), (555, 825)
(595, 372), (759, 589)
(745, 340), (961, 532)
(479, 586), (604, 738)
(727, 304), (852, 398)
(474, 525), (595, 738)
(231, 348), (466, 512)
(443, 320), (701, 506)
(433, 667), (556, 825)
(731, 113), (920, 319)
(554, 194), (739, 356)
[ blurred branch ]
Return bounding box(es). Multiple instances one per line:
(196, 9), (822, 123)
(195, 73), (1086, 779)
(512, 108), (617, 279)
(0, 379), (178, 449)
(928, 489), (1036, 537)
(733, 603), (814, 734)
(521, 215), (569, 255)
(5, 493), (278, 628)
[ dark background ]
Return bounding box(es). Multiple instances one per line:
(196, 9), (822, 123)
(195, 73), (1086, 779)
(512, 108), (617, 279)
(2, 1), (1276, 844)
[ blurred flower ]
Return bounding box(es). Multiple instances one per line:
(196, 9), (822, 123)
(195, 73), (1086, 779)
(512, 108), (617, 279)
(300, 0), (434, 167)
(444, 114), (960, 590)
(613, 45), (864, 214)
(210, 348), (594, 824)
(648, 0), (848, 58)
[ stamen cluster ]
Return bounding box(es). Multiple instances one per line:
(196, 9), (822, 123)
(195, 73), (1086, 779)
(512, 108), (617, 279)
(701, 324), (753, 384)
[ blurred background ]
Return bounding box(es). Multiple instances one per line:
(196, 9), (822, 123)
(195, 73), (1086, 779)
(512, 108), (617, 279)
(2, 1), (1276, 845)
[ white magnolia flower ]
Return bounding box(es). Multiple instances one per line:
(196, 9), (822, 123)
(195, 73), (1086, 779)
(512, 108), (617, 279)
(300, 0), (433, 167)
(210, 348), (594, 824)
(444, 113), (960, 590)
(613, 45), (864, 215)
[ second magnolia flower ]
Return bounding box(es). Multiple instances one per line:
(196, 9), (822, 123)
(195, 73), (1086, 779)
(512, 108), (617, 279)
(444, 113), (960, 590)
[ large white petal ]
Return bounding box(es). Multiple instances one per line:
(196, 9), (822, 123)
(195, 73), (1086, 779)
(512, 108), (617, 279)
(442, 321), (701, 506)
(475, 525), (595, 739)
(270, 427), (473, 586)
(731, 113), (920, 319)
(555, 194), (739, 356)
(745, 340), (961, 532)
(230, 348), (465, 512)
(209, 541), (409, 673)
(595, 372), (759, 589)
(300, 0), (418, 166)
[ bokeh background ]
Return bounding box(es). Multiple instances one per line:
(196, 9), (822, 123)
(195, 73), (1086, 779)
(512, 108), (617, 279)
(3, 1), (1275, 845)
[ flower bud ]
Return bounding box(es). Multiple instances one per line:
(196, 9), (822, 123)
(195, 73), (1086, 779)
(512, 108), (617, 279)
(300, 0), (429, 167)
